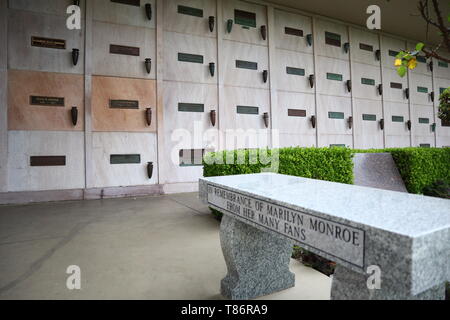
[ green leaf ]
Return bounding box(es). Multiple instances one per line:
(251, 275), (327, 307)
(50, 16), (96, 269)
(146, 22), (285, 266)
(404, 53), (413, 60)
(415, 42), (425, 52)
(397, 66), (407, 77)
(396, 52), (405, 59)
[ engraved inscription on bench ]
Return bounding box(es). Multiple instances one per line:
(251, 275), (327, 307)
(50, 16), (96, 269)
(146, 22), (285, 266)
(207, 185), (365, 268)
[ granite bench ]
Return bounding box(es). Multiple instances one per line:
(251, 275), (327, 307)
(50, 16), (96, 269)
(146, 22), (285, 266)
(199, 173), (450, 300)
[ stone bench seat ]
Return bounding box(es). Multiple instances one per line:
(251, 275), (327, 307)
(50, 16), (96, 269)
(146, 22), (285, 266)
(199, 173), (450, 300)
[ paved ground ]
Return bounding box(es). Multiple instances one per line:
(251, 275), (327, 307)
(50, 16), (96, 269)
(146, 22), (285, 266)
(0, 193), (331, 300)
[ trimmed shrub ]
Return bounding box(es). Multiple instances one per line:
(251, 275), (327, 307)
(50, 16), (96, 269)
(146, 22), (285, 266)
(277, 147), (354, 184)
(352, 148), (450, 194)
(203, 147), (354, 183)
(203, 149), (270, 178)
(387, 148), (450, 194)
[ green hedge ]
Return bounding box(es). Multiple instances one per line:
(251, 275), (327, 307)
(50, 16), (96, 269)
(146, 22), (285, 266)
(383, 148), (450, 194)
(352, 148), (450, 194)
(204, 147), (450, 195)
(203, 147), (354, 184)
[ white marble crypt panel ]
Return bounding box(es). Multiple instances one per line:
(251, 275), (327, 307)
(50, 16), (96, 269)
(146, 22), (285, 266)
(92, 21), (156, 79)
(222, 40), (269, 89)
(223, 0), (268, 46)
(315, 19), (350, 61)
(164, 0), (217, 38)
(381, 67), (410, 103)
(384, 101), (411, 148)
(8, 131), (85, 192)
(352, 62), (382, 101)
(163, 32), (217, 84)
(161, 142), (205, 185)
(8, 9), (84, 74)
(353, 98), (384, 149)
(349, 27), (381, 67)
(93, 0), (156, 29)
(221, 86), (271, 149)
(275, 91), (316, 136)
(409, 73), (434, 106)
(163, 81), (218, 136)
(316, 94), (353, 138)
(92, 132), (158, 188)
(274, 9), (313, 54)
(411, 104), (436, 138)
(434, 52), (450, 80)
(275, 49), (314, 94)
(315, 56), (351, 97)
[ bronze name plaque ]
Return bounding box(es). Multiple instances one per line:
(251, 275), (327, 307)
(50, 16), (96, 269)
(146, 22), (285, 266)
(390, 82), (403, 89)
(325, 31), (341, 47)
(110, 44), (140, 56)
(288, 109), (307, 117)
(359, 43), (373, 52)
(110, 100), (139, 109)
(110, 154), (141, 165)
(30, 96), (65, 107)
(285, 27), (303, 37)
(111, 0), (140, 6)
(31, 36), (66, 49)
(30, 156), (66, 167)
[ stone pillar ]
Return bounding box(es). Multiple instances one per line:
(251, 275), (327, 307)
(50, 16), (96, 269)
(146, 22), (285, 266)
(220, 215), (295, 300)
(331, 265), (446, 300)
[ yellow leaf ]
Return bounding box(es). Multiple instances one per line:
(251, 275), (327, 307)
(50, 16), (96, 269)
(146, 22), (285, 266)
(394, 59), (402, 67)
(408, 58), (417, 70)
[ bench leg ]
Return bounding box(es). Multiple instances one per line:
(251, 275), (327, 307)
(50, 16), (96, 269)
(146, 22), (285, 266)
(331, 265), (446, 300)
(219, 215), (295, 300)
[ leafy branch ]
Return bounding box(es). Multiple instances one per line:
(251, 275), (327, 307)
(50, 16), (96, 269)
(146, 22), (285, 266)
(393, 1), (450, 122)
(395, 0), (450, 77)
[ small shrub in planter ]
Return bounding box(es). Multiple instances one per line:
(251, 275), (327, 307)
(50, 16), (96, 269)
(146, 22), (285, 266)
(292, 245), (336, 277)
(447, 282), (450, 300)
(438, 88), (450, 123)
(211, 208), (223, 221)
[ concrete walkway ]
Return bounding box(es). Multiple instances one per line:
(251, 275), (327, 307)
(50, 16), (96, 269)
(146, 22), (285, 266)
(0, 193), (331, 300)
